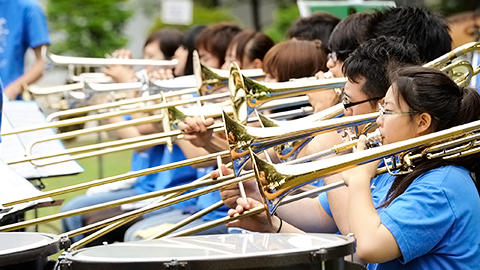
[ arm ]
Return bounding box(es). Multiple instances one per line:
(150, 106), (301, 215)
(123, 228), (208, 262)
(4, 45), (46, 100)
(178, 116), (228, 153)
(214, 164), (337, 233)
(297, 131), (351, 234)
(177, 116), (231, 166)
(275, 196), (338, 233)
(342, 136), (401, 263)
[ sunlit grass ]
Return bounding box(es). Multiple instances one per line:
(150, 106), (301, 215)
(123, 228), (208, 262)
(25, 141), (133, 235)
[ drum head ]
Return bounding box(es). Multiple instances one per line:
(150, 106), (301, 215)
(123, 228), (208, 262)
(65, 233), (354, 270)
(0, 232), (60, 267)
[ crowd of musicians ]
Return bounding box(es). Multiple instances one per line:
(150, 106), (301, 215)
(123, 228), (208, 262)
(2, 2), (480, 270)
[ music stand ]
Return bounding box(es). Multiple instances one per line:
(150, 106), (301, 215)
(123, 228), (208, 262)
(0, 158), (55, 222)
(1, 101), (84, 180)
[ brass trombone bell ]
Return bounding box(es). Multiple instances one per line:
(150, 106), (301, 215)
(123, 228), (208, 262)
(228, 62), (346, 124)
(192, 50), (265, 96)
(424, 41), (480, 69)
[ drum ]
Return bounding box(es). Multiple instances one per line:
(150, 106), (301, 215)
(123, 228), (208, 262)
(61, 233), (355, 270)
(0, 232), (60, 270)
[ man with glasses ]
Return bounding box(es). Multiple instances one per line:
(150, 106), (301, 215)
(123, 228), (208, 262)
(285, 36), (422, 235)
(218, 36), (423, 236)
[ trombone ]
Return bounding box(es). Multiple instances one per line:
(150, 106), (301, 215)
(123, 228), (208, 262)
(0, 113), (381, 229)
(45, 49), (178, 68)
(6, 64), (347, 166)
(10, 115), (477, 245)
(8, 46), (478, 243)
(5, 100), (308, 167)
(250, 118), (480, 215)
(29, 50), (263, 112)
(161, 117), (480, 239)
(223, 110), (378, 175)
(424, 41), (480, 86)
(193, 50), (265, 96)
(229, 63), (346, 124)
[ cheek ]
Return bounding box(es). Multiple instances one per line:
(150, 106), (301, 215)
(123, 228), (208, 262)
(204, 58), (221, 69)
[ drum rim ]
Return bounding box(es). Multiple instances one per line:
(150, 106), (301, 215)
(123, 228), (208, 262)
(0, 232), (60, 267)
(64, 233), (355, 268)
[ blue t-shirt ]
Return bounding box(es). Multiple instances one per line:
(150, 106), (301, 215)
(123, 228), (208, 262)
(0, 0), (50, 91)
(368, 165), (480, 270)
(0, 79), (3, 143)
(133, 144), (198, 210)
(319, 159), (387, 216)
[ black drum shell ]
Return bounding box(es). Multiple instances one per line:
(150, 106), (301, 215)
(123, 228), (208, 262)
(0, 232), (60, 270)
(62, 233), (355, 270)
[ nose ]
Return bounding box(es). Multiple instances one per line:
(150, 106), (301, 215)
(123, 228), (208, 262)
(326, 58), (335, 69)
(376, 114), (384, 127)
(344, 107), (353, 116)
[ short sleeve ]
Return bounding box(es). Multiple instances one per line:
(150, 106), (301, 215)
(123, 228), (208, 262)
(25, 3), (50, 48)
(380, 180), (455, 263)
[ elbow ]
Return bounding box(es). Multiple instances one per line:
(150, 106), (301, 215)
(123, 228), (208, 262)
(355, 242), (381, 263)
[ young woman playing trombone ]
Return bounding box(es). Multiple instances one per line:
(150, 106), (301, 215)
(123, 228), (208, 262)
(341, 67), (480, 269)
(225, 66), (480, 269)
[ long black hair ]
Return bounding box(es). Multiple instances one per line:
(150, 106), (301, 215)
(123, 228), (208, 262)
(380, 66), (480, 207)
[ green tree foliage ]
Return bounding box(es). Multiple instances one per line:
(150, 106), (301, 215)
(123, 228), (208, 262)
(46, 0), (133, 57)
(263, 4), (300, 43)
(149, 3), (237, 34)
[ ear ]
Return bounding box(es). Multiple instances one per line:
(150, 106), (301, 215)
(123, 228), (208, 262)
(370, 98), (383, 111)
(416, 112), (432, 135)
(252, 58), (263, 69)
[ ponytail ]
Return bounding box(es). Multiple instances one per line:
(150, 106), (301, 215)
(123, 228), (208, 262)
(455, 86), (480, 127)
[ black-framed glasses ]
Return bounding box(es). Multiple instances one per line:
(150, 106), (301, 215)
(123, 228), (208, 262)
(342, 96), (383, 109)
(378, 103), (418, 117)
(328, 50), (352, 63)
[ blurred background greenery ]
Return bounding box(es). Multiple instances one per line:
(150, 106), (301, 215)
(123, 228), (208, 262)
(45, 0), (480, 57)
